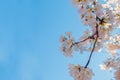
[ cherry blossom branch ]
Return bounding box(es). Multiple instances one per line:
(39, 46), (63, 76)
(71, 33), (96, 48)
(71, 16), (103, 47)
(73, 36), (93, 44)
(83, 17), (104, 69)
(85, 24), (99, 68)
(69, 16), (104, 67)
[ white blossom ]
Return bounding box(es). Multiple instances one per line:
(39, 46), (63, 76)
(69, 64), (94, 80)
(60, 32), (74, 57)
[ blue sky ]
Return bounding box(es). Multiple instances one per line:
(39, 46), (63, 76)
(0, 0), (115, 80)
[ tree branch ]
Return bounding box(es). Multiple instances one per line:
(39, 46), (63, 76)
(85, 24), (99, 68)
(71, 33), (96, 47)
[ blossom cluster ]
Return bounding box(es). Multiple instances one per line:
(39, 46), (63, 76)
(99, 58), (117, 70)
(99, 54), (120, 80)
(60, 32), (74, 57)
(99, 57), (120, 80)
(106, 34), (120, 57)
(69, 64), (94, 80)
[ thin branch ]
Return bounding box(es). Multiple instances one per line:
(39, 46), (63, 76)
(71, 33), (96, 47)
(73, 36), (91, 45)
(84, 36), (98, 68)
(85, 24), (99, 68)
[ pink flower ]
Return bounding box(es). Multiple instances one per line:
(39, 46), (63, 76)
(100, 58), (117, 70)
(60, 32), (74, 57)
(78, 5), (86, 15)
(69, 64), (94, 80)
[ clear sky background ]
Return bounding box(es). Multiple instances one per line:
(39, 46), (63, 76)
(0, 0), (115, 80)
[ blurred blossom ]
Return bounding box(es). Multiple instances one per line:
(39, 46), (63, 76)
(69, 64), (94, 80)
